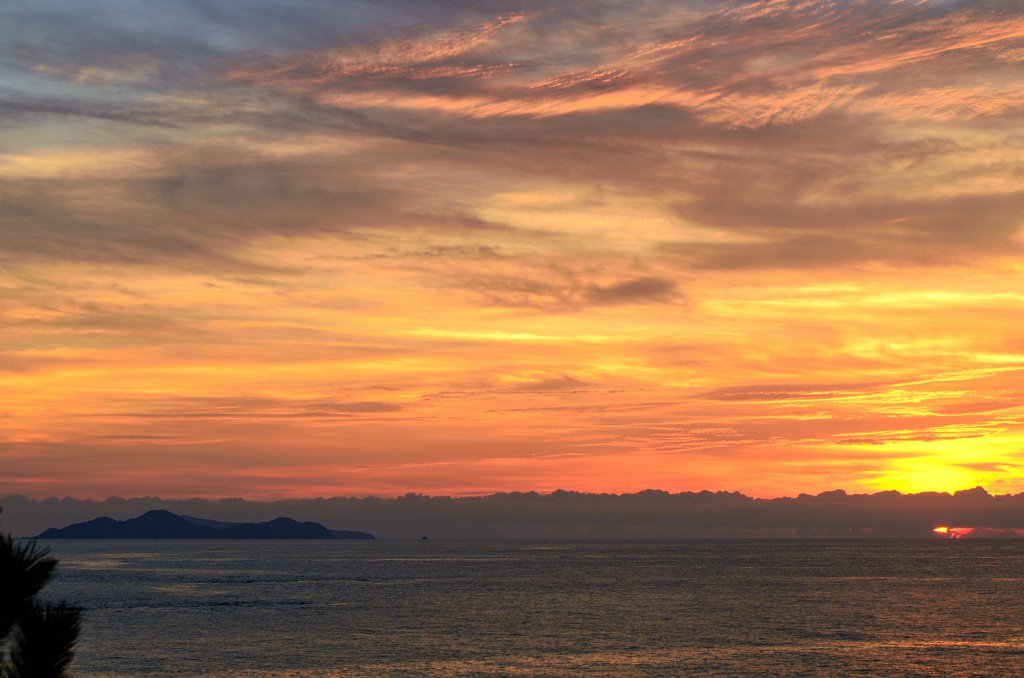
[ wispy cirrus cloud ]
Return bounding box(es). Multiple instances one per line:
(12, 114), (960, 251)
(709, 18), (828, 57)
(226, 0), (1024, 125)
(5, 0), (1024, 269)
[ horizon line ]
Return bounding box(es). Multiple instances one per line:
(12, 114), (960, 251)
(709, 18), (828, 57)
(3, 485), (1013, 503)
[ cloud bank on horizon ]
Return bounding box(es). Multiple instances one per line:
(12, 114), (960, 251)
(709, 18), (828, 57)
(2, 0), (1024, 499)
(3, 487), (1023, 539)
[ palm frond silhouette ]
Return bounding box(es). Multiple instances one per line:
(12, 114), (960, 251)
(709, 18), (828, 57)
(0, 535), (58, 638)
(0, 507), (82, 678)
(3, 603), (82, 678)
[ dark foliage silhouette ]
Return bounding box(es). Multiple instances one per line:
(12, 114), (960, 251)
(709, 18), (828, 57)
(0, 536), (56, 639)
(4, 604), (82, 678)
(0, 507), (81, 678)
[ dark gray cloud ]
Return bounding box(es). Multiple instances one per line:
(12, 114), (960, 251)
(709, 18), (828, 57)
(452, 271), (683, 312)
(0, 152), (519, 266)
(586, 277), (677, 305)
(665, 190), (1024, 269)
(509, 375), (589, 392)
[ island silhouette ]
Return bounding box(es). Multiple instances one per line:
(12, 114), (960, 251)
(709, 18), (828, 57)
(34, 510), (374, 540)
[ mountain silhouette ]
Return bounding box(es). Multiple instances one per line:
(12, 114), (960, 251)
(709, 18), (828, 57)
(180, 515), (240, 530)
(34, 510), (373, 540)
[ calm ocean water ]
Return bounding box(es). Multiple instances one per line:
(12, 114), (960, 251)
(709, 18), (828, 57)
(36, 540), (1024, 677)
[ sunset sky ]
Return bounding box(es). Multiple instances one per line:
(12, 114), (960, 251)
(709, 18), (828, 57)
(3, 0), (1024, 500)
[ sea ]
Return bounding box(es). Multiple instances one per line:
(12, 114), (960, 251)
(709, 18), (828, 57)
(35, 539), (1024, 677)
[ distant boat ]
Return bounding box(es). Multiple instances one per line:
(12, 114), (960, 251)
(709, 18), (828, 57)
(34, 509), (375, 540)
